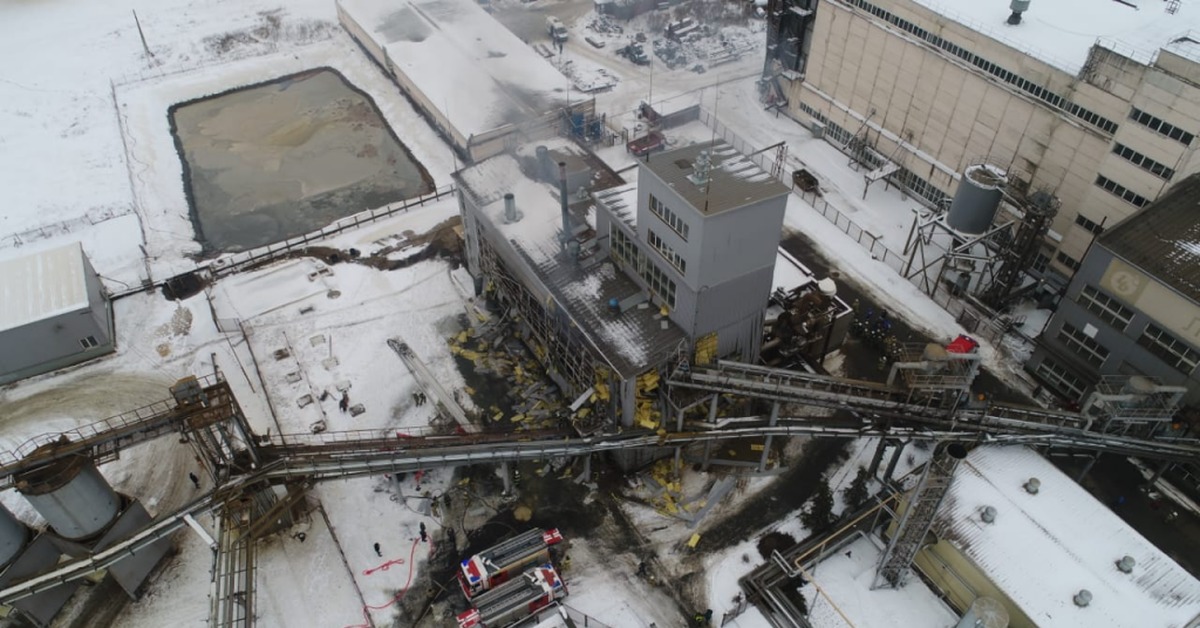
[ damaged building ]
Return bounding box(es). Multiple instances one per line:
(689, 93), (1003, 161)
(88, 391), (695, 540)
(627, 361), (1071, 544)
(454, 139), (791, 434)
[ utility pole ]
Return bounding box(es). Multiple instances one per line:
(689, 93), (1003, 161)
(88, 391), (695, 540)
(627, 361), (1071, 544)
(132, 10), (154, 59)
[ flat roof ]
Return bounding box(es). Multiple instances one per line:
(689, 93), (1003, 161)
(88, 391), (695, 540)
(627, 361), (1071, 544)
(910, 0), (1200, 75)
(936, 446), (1200, 627)
(340, 0), (570, 140)
(0, 242), (91, 334)
(455, 154), (686, 378)
(802, 536), (957, 627)
(1098, 173), (1200, 303)
(642, 140), (788, 216)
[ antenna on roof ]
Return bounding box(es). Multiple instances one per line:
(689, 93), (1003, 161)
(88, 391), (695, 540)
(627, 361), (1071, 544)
(703, 77), (721, 213)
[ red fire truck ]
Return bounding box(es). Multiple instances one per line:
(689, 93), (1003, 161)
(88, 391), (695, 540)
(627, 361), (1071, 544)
(458, 528), (564, 598)
(456, 565), (566, 628)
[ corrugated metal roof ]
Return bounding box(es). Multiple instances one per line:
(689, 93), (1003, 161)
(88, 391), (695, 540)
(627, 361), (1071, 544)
(935, 446), (1200, 627)
(642, 140), (788, 216)
(0, 242), (91, 334)
(1098, 173), (1200, 303)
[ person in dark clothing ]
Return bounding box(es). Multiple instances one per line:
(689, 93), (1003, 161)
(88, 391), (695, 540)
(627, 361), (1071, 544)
(419, 522), (428, 543)
(188, 472), (201, 489)
(340, 391), (350, 413)
(373, 542), (382, 557)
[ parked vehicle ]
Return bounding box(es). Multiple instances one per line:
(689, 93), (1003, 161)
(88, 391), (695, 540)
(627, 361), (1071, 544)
(457, 565), (567, 628)
(458, 528), (564, 598)
(546, 17), (569, 44)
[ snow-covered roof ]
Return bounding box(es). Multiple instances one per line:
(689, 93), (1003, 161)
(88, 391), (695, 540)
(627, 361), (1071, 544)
(339, 0), (569, 140)
(643, 140), (788, 216)
(591, 173), (639, 230)
(936, 446), (1200, 627)
(910, 0), (1200, 75)
(802, 536), (958, 627)
(1099, 173), (1200, 303)
(456, 154), (686, 378)
(0, 242), (93, 334)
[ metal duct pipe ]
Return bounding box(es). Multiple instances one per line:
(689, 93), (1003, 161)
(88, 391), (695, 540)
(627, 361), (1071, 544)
(558, 161), (570, 248)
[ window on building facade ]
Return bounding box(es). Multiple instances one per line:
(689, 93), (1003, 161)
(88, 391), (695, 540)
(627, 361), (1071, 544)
(1076, 285), (1133, 330)
(648, 194), (689, 241)
(1138, 323), (1200, 373)
(647, 229), (686, 273)
(1034, 359), (1086, 400)
(609, 224), (637, 268)
(1111, 143), (1175, 180)
(1058, 322), (1110, 368)
(1129, 108), (1195, 146)
(1094, 174), (1150, 208)
(1031, 251), (1051, 274)
(1055, 251), (1081, 272)
(844, 0), (1118, 134)
(1074, 213), (1104, 235)
(79, 336), (99, 349)
(641, 261), (677, 309)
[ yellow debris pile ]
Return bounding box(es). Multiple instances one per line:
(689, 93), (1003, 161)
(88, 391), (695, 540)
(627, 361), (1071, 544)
(634, 370), (661, 430)
(445, 327), (564, 430)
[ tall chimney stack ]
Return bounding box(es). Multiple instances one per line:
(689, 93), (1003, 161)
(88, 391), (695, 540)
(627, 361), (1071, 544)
(558, 161), (571, 250)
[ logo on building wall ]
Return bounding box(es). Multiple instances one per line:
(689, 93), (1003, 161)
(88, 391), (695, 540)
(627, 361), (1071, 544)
(1100, 259), (1148, 304)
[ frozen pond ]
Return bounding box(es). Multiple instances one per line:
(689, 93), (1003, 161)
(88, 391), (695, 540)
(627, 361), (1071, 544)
(170, 68), (433, 253)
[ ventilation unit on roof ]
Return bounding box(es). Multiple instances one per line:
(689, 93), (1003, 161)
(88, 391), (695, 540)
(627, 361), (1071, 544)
(1073, 590), (1092, 608)
(1007, 0), (1031, 25)
(1116, 555), (1136, 574)
(687, 150), (712, 187)
(1023, 478), (1040, 494)
(503, 193), (522, 224)
(980, 506), (997, 524)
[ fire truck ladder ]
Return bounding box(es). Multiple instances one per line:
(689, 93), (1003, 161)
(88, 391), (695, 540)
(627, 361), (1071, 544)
(470, 568), (557, 626)
(872, 442), (968, 588)
(480, 529), (548, 571)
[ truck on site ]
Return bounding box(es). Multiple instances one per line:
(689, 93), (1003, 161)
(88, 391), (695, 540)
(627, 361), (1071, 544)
(546, 17), (569, 44)
(456, 565), (567, 628)
(459, 528), (564, 598)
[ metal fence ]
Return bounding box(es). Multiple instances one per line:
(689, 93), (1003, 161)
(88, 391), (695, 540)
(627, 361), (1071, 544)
(208, 184), (457, 278)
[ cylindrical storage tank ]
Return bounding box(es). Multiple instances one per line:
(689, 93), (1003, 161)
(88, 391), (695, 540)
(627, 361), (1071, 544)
(0, 503), (29, 570)
(947, 165), (1005, 235)
(15, 452), (121, 541)
(956, 596), (1009, 628)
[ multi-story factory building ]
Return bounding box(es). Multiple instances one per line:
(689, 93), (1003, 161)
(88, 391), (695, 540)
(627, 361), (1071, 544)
(766, 0), (1200, 284)
(454, 139), (789, 430)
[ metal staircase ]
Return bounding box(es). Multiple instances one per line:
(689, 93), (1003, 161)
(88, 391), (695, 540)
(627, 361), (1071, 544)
(872, 443), (967, 588)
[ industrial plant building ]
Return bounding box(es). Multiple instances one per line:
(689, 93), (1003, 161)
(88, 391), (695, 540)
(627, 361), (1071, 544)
(337, 0), (594, 163)
(454, 138), (803, 430)
(765, 0), (1200, 284)
(914, 446), (1200, 628)
(0, 242), (114, 386)
(1029, 173), (1200, 407)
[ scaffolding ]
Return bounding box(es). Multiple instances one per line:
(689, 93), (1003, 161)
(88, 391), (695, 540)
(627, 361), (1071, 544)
(873, 442), (968, 589)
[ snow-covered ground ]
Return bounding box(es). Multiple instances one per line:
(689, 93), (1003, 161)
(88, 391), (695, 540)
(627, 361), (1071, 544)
(0, 0), (1141, 626)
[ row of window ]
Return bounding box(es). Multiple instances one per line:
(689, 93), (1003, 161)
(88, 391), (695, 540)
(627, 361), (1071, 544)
(1129, 108), (1195, 146)
(843, 0), (1119, 134)
(1055, 251), (1081, 272)
(1111, 143), (1175, 180)
(648, 194), (690, 241)
(797, 101), (949, 207)
(1058, 322), (1110, 368)
(1139, 323), (1200, 373)
(647, 229), (687, 273)
(1095, 174), (1150, 208)
(1034, 359), (1087, 401)
(1076, 285), (1133, 330)
(1074, 213), (1104, 236)
(641, 262), (677, 309)
(1064, 285), (1199, 375)
(609, 224), (677, 308)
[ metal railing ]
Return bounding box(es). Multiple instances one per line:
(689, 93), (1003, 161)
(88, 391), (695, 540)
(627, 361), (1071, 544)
(207, 184), (457, 278)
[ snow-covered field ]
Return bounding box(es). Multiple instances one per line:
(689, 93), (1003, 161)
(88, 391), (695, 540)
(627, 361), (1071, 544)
(0, 0), (1081, 625)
